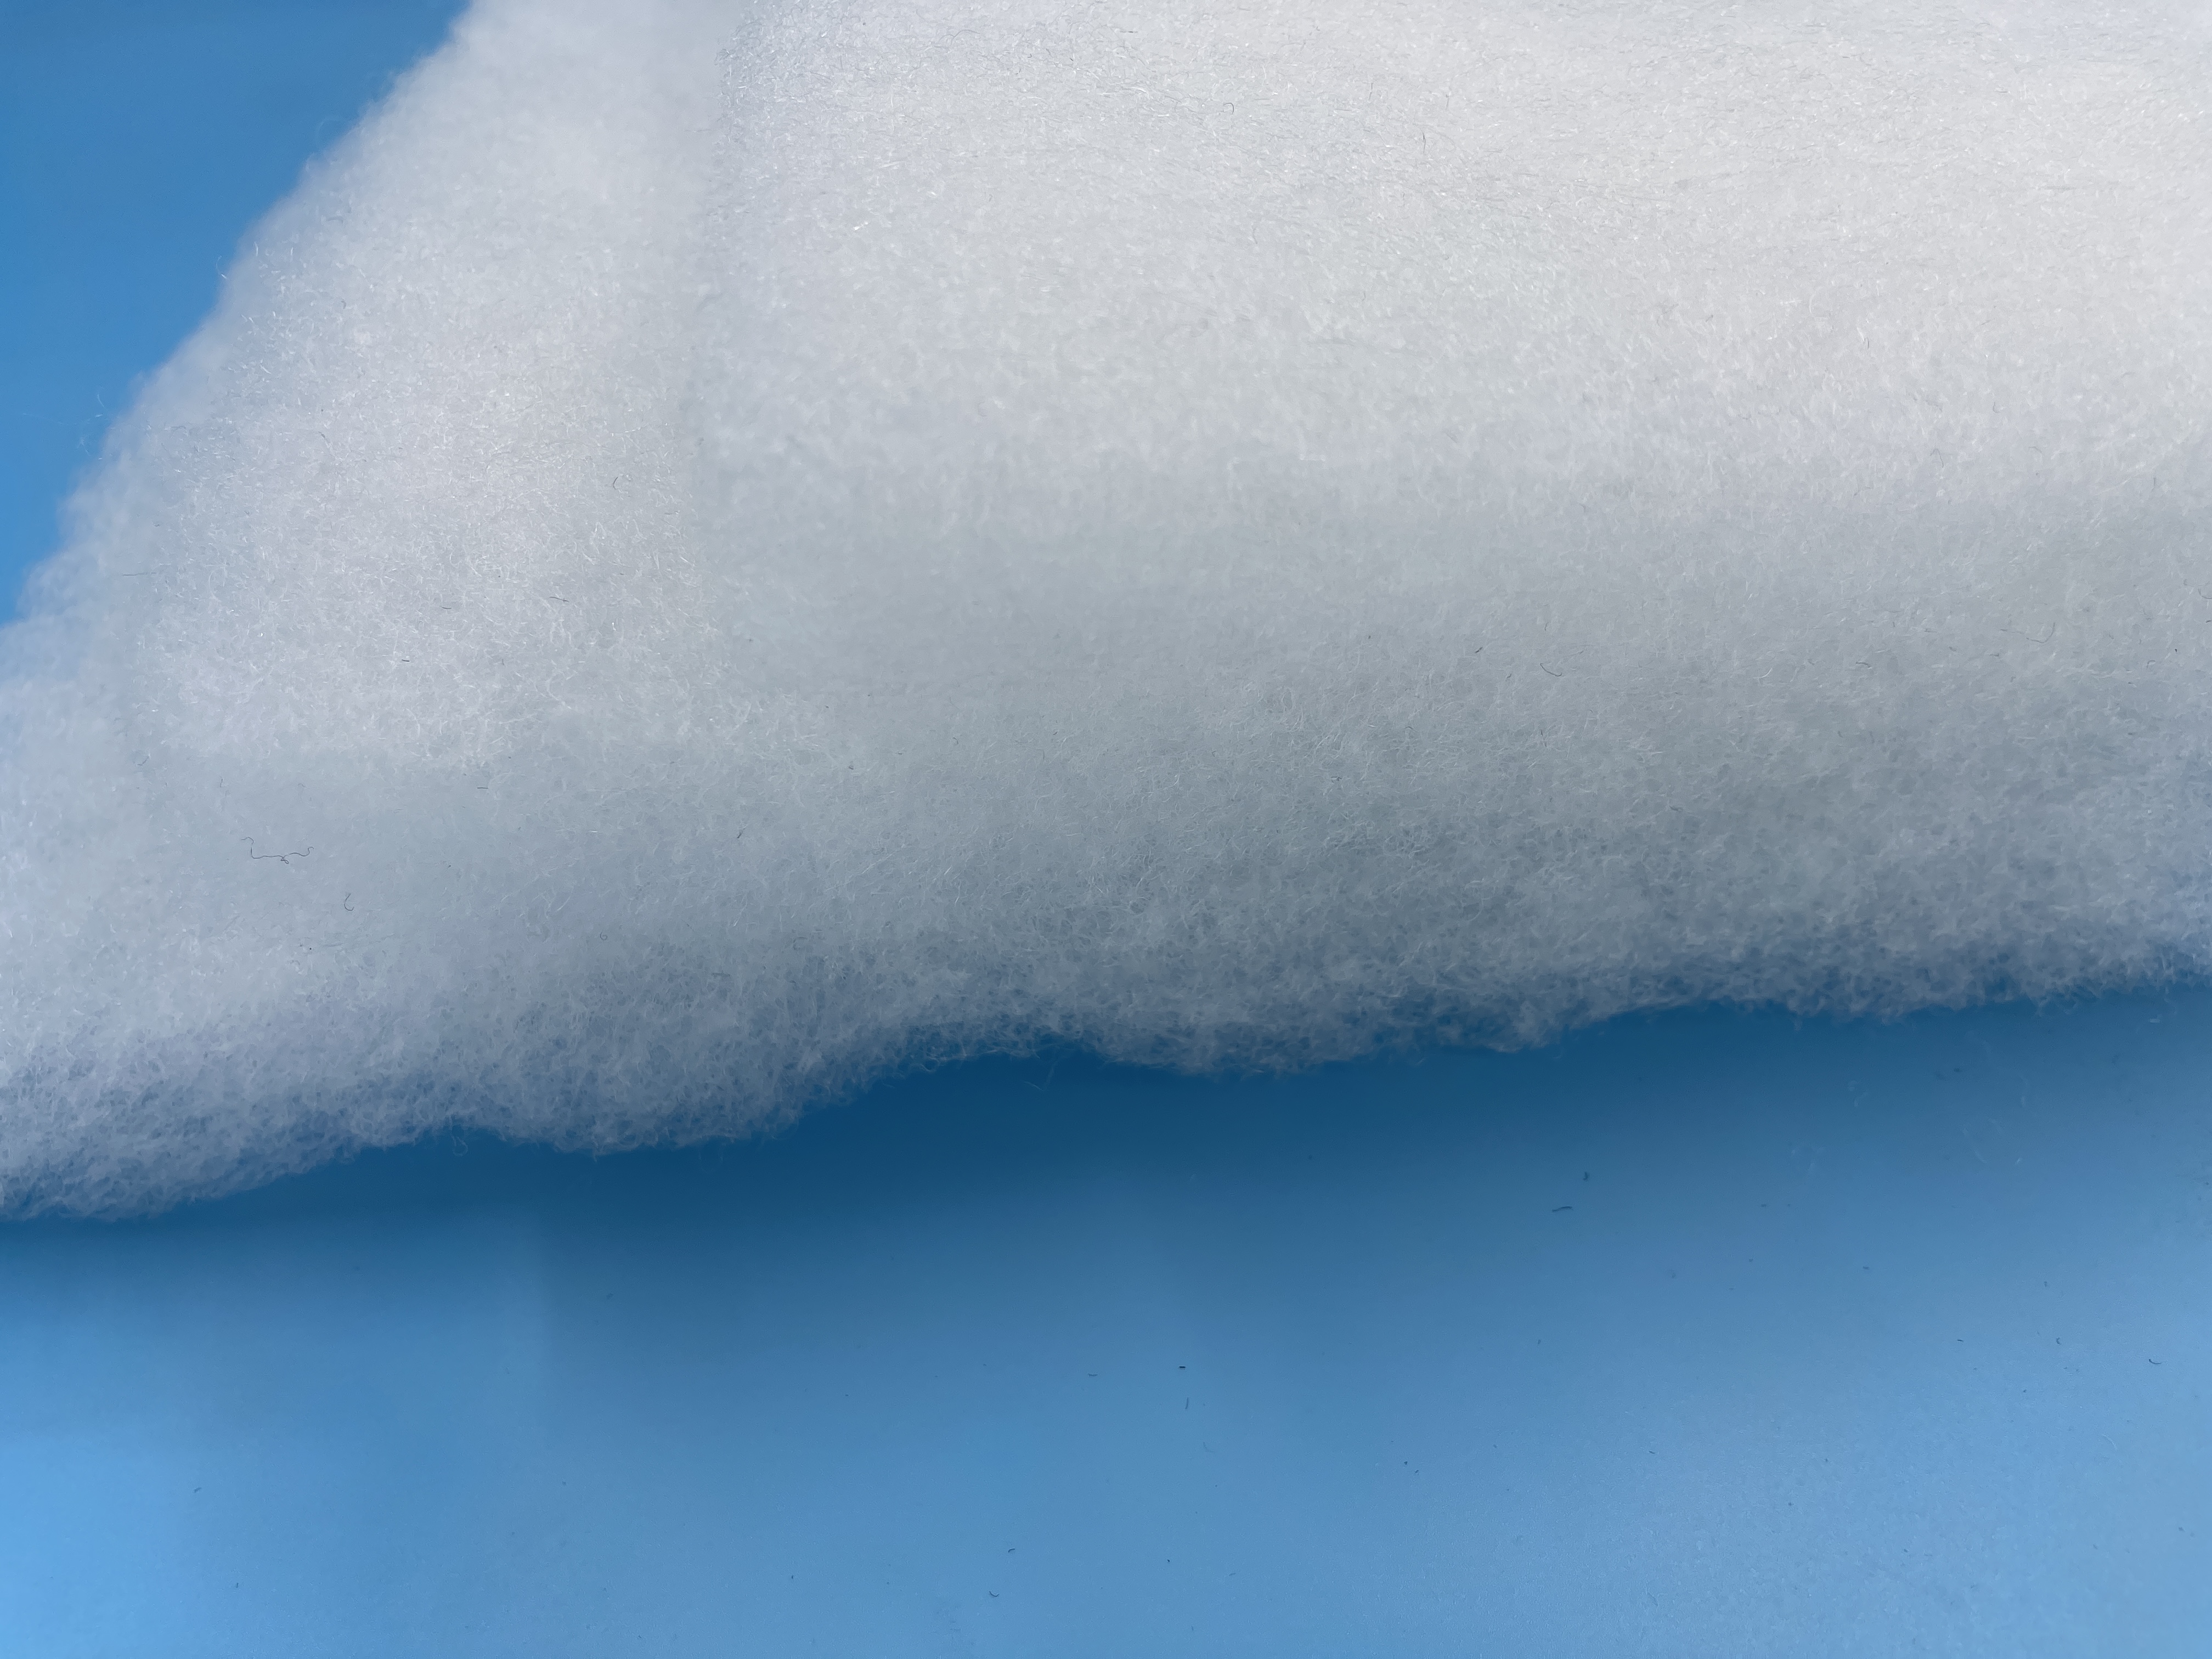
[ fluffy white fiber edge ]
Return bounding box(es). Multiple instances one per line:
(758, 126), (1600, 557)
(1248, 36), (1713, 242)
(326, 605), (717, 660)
(4, 0), (2211, 1215)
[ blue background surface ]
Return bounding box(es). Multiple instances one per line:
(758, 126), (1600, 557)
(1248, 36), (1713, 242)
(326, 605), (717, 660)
(3, 5), (2209, 1654)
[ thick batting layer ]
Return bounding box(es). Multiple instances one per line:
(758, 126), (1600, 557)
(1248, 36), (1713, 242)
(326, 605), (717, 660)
(5, 0), (2211, 1215)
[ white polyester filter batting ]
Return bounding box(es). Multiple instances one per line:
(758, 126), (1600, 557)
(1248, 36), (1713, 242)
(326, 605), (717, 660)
(5, 0), (2211, 1215)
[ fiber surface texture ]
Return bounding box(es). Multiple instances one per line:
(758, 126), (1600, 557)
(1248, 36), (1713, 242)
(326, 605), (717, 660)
(6, 0), (2211, 1214)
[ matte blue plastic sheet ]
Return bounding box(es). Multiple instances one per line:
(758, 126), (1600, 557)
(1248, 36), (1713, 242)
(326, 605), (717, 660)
(4, 3), (2210, 1652)
(7, 995), (2211, 1654)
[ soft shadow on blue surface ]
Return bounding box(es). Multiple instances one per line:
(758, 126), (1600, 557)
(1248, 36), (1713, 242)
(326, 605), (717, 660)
(0, 0), (466, 611)
(6, 994), (2209, 1655)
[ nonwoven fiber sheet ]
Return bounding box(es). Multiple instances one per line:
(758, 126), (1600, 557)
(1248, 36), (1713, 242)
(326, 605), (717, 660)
(5, 0), (2211, 1215)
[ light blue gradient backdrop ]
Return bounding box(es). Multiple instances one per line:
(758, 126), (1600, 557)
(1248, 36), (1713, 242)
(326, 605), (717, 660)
(3, 6), (2208, 1654)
